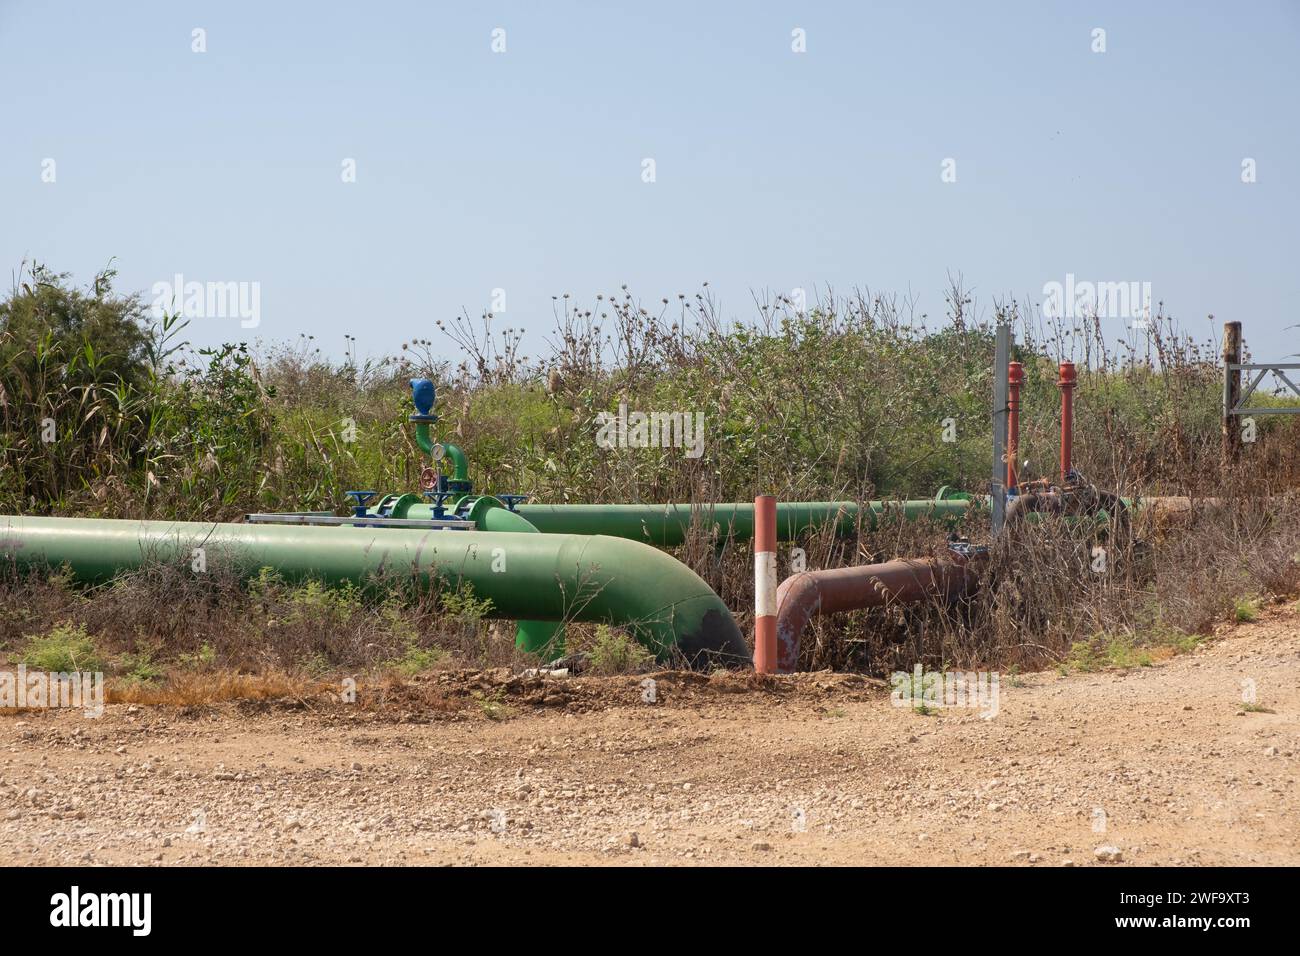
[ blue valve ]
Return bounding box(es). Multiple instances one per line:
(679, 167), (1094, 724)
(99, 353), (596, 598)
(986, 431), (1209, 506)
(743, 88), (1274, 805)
(345, 490), (378, 517)
(409, 378), (438, 423)
(421, 490), (456, 519)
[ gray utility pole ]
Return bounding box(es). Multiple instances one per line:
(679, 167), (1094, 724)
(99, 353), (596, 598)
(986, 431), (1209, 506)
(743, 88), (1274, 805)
(991, 323), (1011, 534)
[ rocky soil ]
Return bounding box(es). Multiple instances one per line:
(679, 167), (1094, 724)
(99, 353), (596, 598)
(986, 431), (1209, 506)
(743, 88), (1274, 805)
(2, 600), (1297, 866)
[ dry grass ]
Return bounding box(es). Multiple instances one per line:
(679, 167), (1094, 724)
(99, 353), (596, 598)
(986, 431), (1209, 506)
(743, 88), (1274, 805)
(0, 561), (535, 692)
(106, 670), (336, 706)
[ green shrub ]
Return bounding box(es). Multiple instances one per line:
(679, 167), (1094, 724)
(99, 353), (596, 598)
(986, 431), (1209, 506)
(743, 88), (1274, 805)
(440, 583), (494, 621)
(283, 580), (363, 626)
(22, 623), (105, 672)
(1233, 597), (1262, 623)
(120, 648), (165, 683)
(1066, 634), (1152, 671)
(179, 642), (217, 669)
(474, 688), (511, 720)
(388, 645), (443, 676)
(585, 624), (654, 675)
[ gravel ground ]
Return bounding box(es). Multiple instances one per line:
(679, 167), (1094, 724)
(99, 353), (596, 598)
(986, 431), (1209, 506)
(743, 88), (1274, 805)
(2, 600), (1297, 866)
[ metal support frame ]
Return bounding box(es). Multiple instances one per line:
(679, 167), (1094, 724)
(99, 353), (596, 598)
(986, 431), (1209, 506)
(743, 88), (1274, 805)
(1228, 363), (1300, 415)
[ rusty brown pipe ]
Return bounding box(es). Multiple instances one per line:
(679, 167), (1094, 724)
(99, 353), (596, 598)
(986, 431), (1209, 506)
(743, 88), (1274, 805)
(774, 552), (985, 673)
(1058, 361), (1077, 483)
(1007, 360), (1024, 490)
(1004, 490), (1064, 525)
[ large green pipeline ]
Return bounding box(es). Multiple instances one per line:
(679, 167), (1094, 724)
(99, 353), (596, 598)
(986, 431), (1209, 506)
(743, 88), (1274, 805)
(400, 499), (973, 547)
(504, 497), (1176, 543)
(0, 515), (749, 667)
(510, 500), (973, 545)
(468, 499), (562, 655)
(356, 494), (564, 655)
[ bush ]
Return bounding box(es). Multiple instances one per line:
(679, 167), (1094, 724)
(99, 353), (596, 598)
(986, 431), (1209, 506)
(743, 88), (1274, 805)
(121, 648), (165, 683)
(22, 623), (105, 672)
(1066, 634), (1152, 672)
(6, 268), (1297, 519)
(584, 624), (654, 675)
(1234, 596), (1263, 623)
(386, 644), (446, 676)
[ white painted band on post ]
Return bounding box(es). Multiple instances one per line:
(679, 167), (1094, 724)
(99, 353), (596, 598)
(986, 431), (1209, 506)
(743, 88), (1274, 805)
(755, 551), (778, 618)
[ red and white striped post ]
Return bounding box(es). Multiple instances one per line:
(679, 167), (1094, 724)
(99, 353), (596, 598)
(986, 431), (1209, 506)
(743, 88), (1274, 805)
(753, 494), (778, 674)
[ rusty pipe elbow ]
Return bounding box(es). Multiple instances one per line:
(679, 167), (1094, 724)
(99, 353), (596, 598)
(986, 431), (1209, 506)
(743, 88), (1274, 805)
(774, 555), (984, 674)
(775, 571), (827, 673)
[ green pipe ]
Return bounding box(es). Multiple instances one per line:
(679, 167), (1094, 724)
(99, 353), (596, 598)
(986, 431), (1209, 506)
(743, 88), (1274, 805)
(443, 444), (469, 482)
(464, 497), (563, 657)
(413, 422), (469, 482)
(367, 499), (972, 546)
(501, 496), (1155, 543)
(502, 499), (972, 546)
(0, 515), (748, 667)
(414, 421), (435, 456)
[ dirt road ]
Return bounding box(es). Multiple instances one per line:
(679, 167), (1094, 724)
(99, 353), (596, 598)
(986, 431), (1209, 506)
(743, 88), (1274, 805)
(3, 601), (1297, 866)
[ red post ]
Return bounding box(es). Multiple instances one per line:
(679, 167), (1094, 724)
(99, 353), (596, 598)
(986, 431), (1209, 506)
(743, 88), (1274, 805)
(1058, 361), (1077, 483)
(1007, 361), (1024, 490)
(753, 495), (778, 674)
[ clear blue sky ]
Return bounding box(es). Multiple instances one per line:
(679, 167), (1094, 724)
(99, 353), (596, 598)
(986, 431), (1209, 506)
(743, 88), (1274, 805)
(3, 0), (1297, 361)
